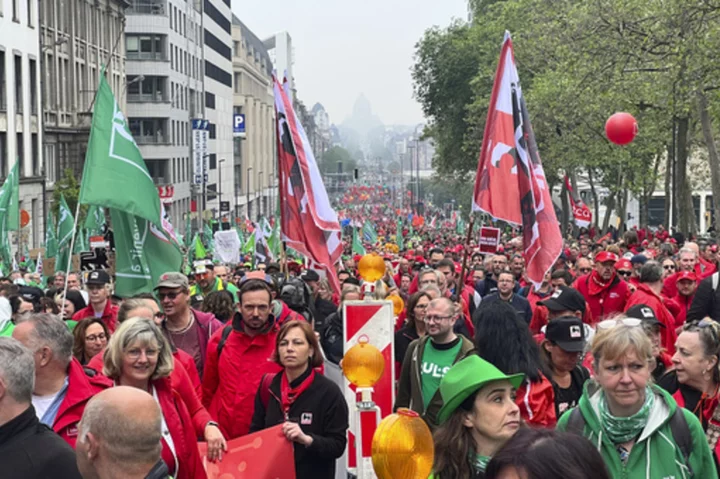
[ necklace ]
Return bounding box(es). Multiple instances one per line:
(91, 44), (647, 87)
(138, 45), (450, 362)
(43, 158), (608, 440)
(166, 314), (195, 334)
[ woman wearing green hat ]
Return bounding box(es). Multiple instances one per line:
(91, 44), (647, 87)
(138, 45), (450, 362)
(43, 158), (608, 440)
(430, 355), (525, 479)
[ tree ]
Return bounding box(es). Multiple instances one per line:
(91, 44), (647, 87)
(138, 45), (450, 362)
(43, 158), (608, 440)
(52, 168), (87, 227)
(320, 146), (357, 175)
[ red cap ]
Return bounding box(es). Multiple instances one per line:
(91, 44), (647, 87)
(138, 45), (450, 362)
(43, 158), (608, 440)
(595, 251), (619, 264)
(676, 271), (697, 283)
(669, 238), (677, 244)
(353, 254), (362, 262)
(415, 255), (425, 263)
(641, 240), (649, 246)
(615, 258), (632, 270)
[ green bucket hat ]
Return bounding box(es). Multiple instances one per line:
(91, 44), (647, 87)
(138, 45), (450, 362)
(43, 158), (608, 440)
(437, 355), (525, 425)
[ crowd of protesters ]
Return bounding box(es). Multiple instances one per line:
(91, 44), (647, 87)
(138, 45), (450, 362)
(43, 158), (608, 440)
(3, 219), (720, 478)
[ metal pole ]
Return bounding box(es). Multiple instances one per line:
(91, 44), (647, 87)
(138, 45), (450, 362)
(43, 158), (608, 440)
(246, 166), (252, 220)
(218, 158), (224, 220)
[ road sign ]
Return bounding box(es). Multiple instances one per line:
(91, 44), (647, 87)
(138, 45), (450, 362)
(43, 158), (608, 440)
(192, 119), (209, 185)
(233, 113), (246, 138)
(220, 201), (230, 212)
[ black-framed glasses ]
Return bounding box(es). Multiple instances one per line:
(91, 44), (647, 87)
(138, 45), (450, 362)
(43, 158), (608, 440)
(664, 265), (676, 270)
(578, 268), (592, 274)
(158, 292), (181, 300)
(617, 270), (633, 277)
(424, 315), (453, 323)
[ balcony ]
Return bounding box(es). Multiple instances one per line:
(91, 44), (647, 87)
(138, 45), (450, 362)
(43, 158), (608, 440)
(127, 91), (169, 103)
(135, 134), (169, 145)
(127, 51), (166, 61)
(127, 1), (166, 15)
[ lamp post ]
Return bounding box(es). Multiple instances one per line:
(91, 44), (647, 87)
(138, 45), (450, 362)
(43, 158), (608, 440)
(257, 170), (264, 220)
(218, 158), (225, 220)
(246, 166), (253, 221)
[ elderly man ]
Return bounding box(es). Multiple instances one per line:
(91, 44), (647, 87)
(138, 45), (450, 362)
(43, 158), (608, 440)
(72, 271), (118, 333)
(663, 246), (710, 298)
(12, 314), (111, 448)
(76, 386), (168, 479)
(0, 337), (81, 478)
(574, 251), (630, 322)
(395, 297), (474, 428)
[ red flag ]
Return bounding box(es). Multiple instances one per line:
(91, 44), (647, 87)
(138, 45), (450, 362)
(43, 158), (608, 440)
(274, 77), (342, 292)
(199, 425), (295, 478)
(564, 175), (593, 228)
(472, 32), (562, 288)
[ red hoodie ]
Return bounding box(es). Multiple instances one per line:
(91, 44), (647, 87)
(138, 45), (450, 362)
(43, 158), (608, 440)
(574, 271), (630, 323)
(624, 283), (678, 354)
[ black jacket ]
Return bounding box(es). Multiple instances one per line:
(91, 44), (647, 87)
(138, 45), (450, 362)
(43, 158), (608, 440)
(314, 297), (337, 326)
(475, 275), (520, 298)
(0, 406), (81, 479)
(478, 292), (533, 325)
(320, 311), (343, 365)
(394, 325), (419, 365)
(249, 368), (349, 479)
(687, 272), (720, 322)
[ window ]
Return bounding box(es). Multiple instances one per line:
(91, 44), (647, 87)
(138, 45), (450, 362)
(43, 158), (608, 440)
(31, 133), (38, 175)
(29, 58), (37, 114)
(16, 133), (23, 172)
(0, 51), (5, 111)
(145, 159), (169, 183)
(209, 154), (217, 170)
(204, 60), (232, 88)
(12, 0), (18, 21)
(26, 0), (33, 26)
(128, 76), (167, 102)
(14, 55), (22, 113)
(205, 91), (215, 109)
(208, 123), (216, 139)
(128, 118), (167, 144)
(234, 72), (242, 93)
(204, 29), (232, 61)
(126, 35), (165, 60)
(0, 133), (6, 176)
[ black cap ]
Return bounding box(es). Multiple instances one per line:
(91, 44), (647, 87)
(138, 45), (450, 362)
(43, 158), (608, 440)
(626, 304), (666, 328)
(546, 316), (586, 352)
(538, 286), (586, 314)
(301, 270), (320, 282)
(86, 270), (111, 285)
(266, 263), (281, 274)
(19, 286), (43, 305)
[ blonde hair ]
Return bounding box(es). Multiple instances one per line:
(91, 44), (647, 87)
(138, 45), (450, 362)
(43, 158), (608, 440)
(591, 316), (653, 370)
(103, 317), (174, 381)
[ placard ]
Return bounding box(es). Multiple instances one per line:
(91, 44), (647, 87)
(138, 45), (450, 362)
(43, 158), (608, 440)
(478, 226), (501, 253)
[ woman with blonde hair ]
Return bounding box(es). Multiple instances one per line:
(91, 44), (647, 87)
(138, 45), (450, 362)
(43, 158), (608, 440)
(558, 316), (716, 478)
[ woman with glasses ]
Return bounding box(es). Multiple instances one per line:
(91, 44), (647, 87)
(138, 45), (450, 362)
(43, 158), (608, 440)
(102, 318), (225, 477)
(659, 318), (720, 468)
(395, 291), (431, 369)
(72, 317), (109, 365)
(558, 317), (716, 478)
(662, 258), (677, 279)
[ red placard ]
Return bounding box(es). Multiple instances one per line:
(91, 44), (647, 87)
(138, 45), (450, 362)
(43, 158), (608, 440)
(479, 227), (501, 253)
(198, 425), (295, 479)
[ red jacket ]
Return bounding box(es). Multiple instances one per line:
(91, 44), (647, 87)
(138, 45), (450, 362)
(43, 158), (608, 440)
(529, 305), (594, 335)
(526, 288), (553, 314)
(202, 315), (283, 439)
(72, 301), (119, 333)
(53, 358), (112, 448)
(664, 265), (715, 298)
(574, 272), (630, 323)
(515, 374), (557, 428)
(153, 377), (207, 479)
(671, 293), (694, 327)
(624, 283), (677, 354)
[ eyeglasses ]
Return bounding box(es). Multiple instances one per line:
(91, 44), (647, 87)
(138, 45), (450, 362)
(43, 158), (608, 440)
(597, 318), (642, 330)
(424, 314), (454, 323)
(578, 268), (592, 274)
(663, 265), (676, 270)
(157, 291), (182, 300)
(126, 347), (160, 360)
(85, 333), (107, 343)
(684, 318), (720, 342)
(617, 270), (633, 277)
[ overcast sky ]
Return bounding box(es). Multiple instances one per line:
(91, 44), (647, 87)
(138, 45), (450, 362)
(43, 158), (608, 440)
(230, 0), (470, 126)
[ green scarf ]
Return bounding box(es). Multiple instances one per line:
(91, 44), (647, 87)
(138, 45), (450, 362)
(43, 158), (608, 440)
(598, 386), (654, 444)
(474, 453), (491, 474)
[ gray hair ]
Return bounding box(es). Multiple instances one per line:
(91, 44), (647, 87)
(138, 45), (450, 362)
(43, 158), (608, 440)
(419, 269), (442, 283)
(340, 285), (361, 302)
(420, 285), (442, 299)
(640, 261), (664, 284)
(678, 247), (698, 259)
(0, 337), (35, 403)
(15, 313), (74, 369)
(79, 393), (162, 465)
(103, 317), (174, 381)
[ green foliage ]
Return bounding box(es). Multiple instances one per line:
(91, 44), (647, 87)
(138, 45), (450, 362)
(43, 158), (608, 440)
(52, 168), (87, 226)
(320, 146), (357, 175)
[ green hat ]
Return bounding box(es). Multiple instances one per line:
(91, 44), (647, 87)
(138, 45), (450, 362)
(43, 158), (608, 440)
(437, 355), (525, 425)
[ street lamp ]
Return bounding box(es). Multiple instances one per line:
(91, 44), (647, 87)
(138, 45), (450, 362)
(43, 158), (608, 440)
(257, 170), (263, 220)
(246, 166), (253, 221)
(218, 158), (225, 219)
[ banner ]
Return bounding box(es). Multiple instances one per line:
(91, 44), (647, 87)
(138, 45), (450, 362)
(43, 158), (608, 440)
(213, 230), (241, 264)
(198, 425), (295, 479)
(564, 175), (592, 228)
(478, 227), (501, 253)
(471, 32), (562, 288)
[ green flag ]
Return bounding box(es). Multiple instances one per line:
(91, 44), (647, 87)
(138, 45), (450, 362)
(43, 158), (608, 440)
(57, 195), (75, 250)
(242, 231), (255, 257)
(193, 234), (206, 260)
(396, 218), (404, 251)
(203, 222), (214, 253)
(0, 161), (20, 231)
(80, 73), (162, 229)
(44, 209), (58, 259)
(84, 205), (105, 236)
(267, 220), (281, 259)
(185, 214), (192, 245)
(110, 208), (183, 297)
(362, 221), (377, 244)
(352, 228), (366, 256)
(73, 228), (89, 254)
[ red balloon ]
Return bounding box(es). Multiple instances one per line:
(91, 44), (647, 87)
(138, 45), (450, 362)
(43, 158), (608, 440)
(605, 112), (638, 145)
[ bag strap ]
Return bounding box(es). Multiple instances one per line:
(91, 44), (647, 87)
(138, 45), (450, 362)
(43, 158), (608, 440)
(669, 407), (694, 477)
(260, 373), (276, 410)
(216, 324), (233, 359)
(565, 407), (586, 437)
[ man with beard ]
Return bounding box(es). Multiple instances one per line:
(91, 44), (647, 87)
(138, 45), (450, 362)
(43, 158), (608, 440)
(474, 254), (518, 298)
(672, 271), (697, 327)
(202, 279), (282, 439)
(574, 251), (630, 323)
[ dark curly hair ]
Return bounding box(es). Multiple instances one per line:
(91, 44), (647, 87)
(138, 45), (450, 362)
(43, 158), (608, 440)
(201, 290), (235, 323)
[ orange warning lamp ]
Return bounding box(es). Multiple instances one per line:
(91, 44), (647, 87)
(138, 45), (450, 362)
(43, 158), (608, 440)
(371, 408), (434, 479)
(388, 294), (404, 316)
(357, 253), (386, 283)
(342, 335), (385, 388)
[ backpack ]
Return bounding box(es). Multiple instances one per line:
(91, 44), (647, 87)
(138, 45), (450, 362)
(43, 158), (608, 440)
(279, 277), (315, 323)
(565, 406), (694, 476)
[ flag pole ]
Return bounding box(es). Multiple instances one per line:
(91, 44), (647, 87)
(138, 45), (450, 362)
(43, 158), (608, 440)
(455, 215), (475, 303)
(61, 200), (82, 307)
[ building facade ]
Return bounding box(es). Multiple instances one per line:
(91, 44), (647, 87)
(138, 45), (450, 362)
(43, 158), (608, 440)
(1, 0), (44, 249)
(40, 0), (127, 237)
(202, 0), (233, 222)
(232, 15), (275, 221)
(124, 0), (203, 228)
(263, 31), (293, 100)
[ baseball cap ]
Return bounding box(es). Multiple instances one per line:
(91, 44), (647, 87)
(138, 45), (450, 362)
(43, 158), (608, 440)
(676, 271), (697, 283)
(595, 251), (619, 264)
(154, 272), (189, 290)
(301, 270), (320, 282)
(538, 286), (586, 314)
(546, 316), (587, 352)
(86, 270), (111, 286)
(625, 304), (665, 328)
(19, 286), (44, 305)
(193, 259), (214, 274)
(630, 254), (648, 265)
(615, 258), (632, 271)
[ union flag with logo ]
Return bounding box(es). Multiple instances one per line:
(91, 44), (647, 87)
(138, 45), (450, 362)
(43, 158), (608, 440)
(472, 32), (562, 288)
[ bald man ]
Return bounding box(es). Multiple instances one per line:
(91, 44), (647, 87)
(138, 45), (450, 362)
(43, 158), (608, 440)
(76, 386), (167, 479)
